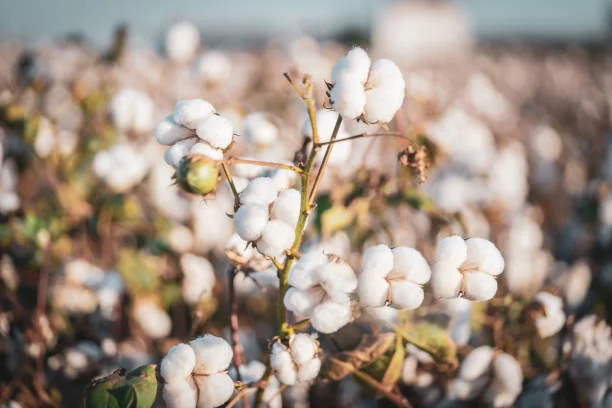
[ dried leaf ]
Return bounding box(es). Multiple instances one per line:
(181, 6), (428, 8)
(397, 323), (458, 370)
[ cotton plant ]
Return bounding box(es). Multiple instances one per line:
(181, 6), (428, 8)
(270, 334), (321, 385)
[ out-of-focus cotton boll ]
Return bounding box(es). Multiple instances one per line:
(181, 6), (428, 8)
(34, 116), (56, 158)
(266, 166), (298, 191)
(96, 271), (124, 320)
(243, 113), (279, 147)
(235, 360), (282, 408)
(63, 342), (104, 378)
(532, 292), (566, 338)
(401, 344), (435, 386)
(431, 236), (504, 301)
(197, 50), (232, 84)
(109, 88), (154, 133)
(154, 115), (193, 146)
(256, 219), (295, 259)
(428, 174), (485, 213)
(93, 143), (149, 192)
(302, 109), (351, 166)
(271, 335), (321, 385)
(165, 21), (200, 64)
(271, 188), (300, 227)
(558, 260), (591, 310)
(196, 114), (234, 149)
(234, 204), (269, 242)
(0, 159), (20, 214)
(465, 74), (513, 122)
(132, 300), (171, 339)
(180, 254), (216, 305)
(427, 108), (495, 174)
(192, 189), (234, 253)
(358, 244), (431, 310)
(239, 177), (278, 206)
(487, 142), (528, 212)
(51, 284), (98, 315)
(149, 161), (191, 222)
(161, 343), (196, 383)
(173, 99), (215, 130)
(64, 259), (105, 287)
(531, 125), (563, 162)
(442, 298), (472, 346)
(566, 315), (612, 408)
(483, 353), (523, 407)
(168, 224), (194, 253)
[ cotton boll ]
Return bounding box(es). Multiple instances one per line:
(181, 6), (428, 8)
(317, 262), (358, 293)
(166, 21), (200, 64)
(431, 260), (462, 299)
(435, 236), (467, 265)
(161, 343), (196, 382)
(133, 300), (172, 339)
(109, 89), (154, 133)
(284, 287), (324, 318)
(163, 379), (197, 408)
(196, 115), (234, 149)
(302, 109), (351, 165)
(239, 177), (278, 206)
(173, 99), (215, 129)
(233, 204), (269, 241)
(465, 238), (505, 276)
(462, 272), (498, 301)
(330, 74), (367, 119)
(361, 244), (394, 276)
(190, 335), (233, 374)
(288, 252), (329, 290)
(168, 224), (194, 253)
(243, 113), (279, 147)
(34, 117), (55, 158)
(533, 292), (566, 338)
(459, 346), (493, 380)
(363, 86), (405, 124)
(366, 59), (404, 90)
(389, 281), (424, 310)
(331, 47), (371, 85)
(491, 353), (523, 395)
(197, 51), (232, 84)
(164, 138), (196, 168)
(392, 247), (431, 284)
(297, 357), (321, 382)
(195, 373), (235, 408)
(256, 220), (295, 258)
(190, 142), (224, 161)
(290, 334), (317, 365)
(358, 273), (390, 307)
(180, 254), (216, 305)
(343, 117), (380, 136)
(155, 115), (193, 146)
(271, 342), (297, 385)
(311, 301), (352, 333)
(271, 188), (300, 227)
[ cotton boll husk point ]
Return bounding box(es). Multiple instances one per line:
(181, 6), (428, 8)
(256, 220), (296, 258)
(161, 343), (196, 382)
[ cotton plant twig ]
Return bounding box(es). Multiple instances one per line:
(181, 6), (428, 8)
(227, 157), (303, 173)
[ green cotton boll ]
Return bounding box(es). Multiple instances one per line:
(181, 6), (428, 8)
(176, 154), (219, 196)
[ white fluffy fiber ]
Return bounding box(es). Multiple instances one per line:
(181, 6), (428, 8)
(243, 113), (279, 147)
(190, 142), (224, 161)
(237, 361), (282, 408)
(132, 300), (172, 339)
(195, 373), (235, 408)
(173, 99), (215, 129)
(93, 143), (149, 192)
(164, 138), (196, 168)
(271, 188), (300, 227)
(331, 47), (371, 85)
(270, 335), (321, 385)
(255, 219), (295, 258)
(109, 88), (154, 133)
(190, 334), (233, 374)
(284, 251), (356, 333)
(302, 109), (351, 165)
(533, 291), (566, 338)
(166, 21), (200, 64)
(358, 244), (430, 310)
(233, 204), (269, 242)
(363, 59), (406, 124)
(161, 343), (196, 382)
(196, 115), (234, 149)
(154, 115), (193, 146)
(180, 253), (216, 305)
(163, 378), (197, 408)
(432, 236), (504, 301)
(239, 177), (278, 206)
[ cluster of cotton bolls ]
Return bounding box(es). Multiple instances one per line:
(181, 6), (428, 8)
(270, 333), (321, 385)
(233, 177), (300, 259)
(330, 47), (405, 124)
(154, 99), (234, 167)
(284, 251), (357, 333)
(161, 335), (235, 408)
(92, 143), (149, 192)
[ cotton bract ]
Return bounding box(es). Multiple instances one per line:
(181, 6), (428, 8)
(284, 251), (357, 333)
(358, 245), (430, 310)
(270, 334), (321, 385)
(431, 236), (504, 301)
(330, 47), (405, 124)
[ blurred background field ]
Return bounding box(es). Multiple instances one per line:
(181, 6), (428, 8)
(1, 1), (612, 407)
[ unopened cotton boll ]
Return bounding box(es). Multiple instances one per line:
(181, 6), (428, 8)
(271, 188), (300, 227)
(243, 113), (279, 147)
(533, 292), (566, 338)
(133, 300), (172, 339)
(161, 343), (196, 382)
(239, 177), (278, 206)
(189, 334), (233, 374)
(173, 99), (215, 129)
(256, 220), (295, 258)
(233, 204), (269, 242)
(163, 379), (197, 408)
(166, 21), (200, 64)
(154, 115), (193, 146)
(196, 115), (234, 149)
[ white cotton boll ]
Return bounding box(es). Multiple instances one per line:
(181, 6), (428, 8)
(164, 138), (196, 168)
(96, 271), (124, 320)
(161, 343), (197, 382)
(361, 244), (394, 276)
(444, 298), (472, 346)
(190, 335), (233, 374)
(169, 224), (194, 253)
(318, 262), (358, 293)
(448, 377), (489, 400)
(392, 247), (431, 284)
(196, 373), (235, 408)
(465, 238), (504, 276)
(197, 51), (232, 84)
(343, 117), (380, 136)
(290, 334), (317, 365)
(302, 109), (347, 143)
(109, 89), (154, 133)
(297, 356), (321, 382)
(233, 204), (269, 242)
(363, 86), (405, 124)
(271, 342), (297, 385)
(133, 301), (172, 339)
(196, 115), (234, 149)
(284, 287), (324, 317)
(0, 193), (20, 214)
(163, 379), (197, 408)
(243, 113), (279, 147)
(311, 301), (352, 333)
(173, 99), (215, 130)
(239, 177), (278, 206)
(154, 115), (193, 146)
(166, 21), (200, 64)
(190, 142), (224, 161)
(65, 259), (105, 287)
(389, 281), (424, 310)
(491, 353), (523, 394)
(271, 188), (300, 227)
(459, 346), (493, 381)
(268, 167), (297, 191)
(462, 272), (498, 301)
(534, 292), (566, 338)
(288, 252), (329, 290)
(34, 117), (55, 158)
(435, 236), (467, 265)
(358, 273), (390, 307)
(366, 59), (404, 90)
(180, 254), (216, 305)
(256, 220), (295, 258)
(331, 47), (371, 85)
(431, 260), (462, 299)
(330, 74), (367, 119)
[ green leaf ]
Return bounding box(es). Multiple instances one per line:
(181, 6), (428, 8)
(397, 323), (458, 370)
(124, 364), (158, 408)
(84, 368), (124, 408)
(84, 365), (157, 408)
